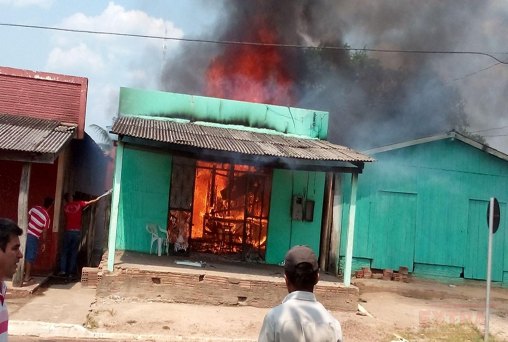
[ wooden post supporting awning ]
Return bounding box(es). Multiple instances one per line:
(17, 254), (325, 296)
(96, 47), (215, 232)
(343, 172), (358, 287)
(12, 162), (31, 287)
(107, 142), (124, 272)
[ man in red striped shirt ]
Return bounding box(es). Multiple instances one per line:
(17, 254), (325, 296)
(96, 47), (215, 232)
(24, 197), (54, 284)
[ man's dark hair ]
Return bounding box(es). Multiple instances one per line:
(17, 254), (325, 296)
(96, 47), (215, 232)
(0, 218), (22, 252)
(44, 197), (54, 208)
(285, 262), (319, 291)
(64, 193), (71, 202)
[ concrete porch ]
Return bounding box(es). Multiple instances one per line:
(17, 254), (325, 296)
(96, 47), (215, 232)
(97, 251), (358, 311)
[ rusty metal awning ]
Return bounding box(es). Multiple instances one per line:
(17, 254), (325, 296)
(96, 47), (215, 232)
(112, 116), (373, 172)
(0, 113), (76, 163)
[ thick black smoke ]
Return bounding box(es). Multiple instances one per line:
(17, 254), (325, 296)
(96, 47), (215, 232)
(160, 0), (487, 149)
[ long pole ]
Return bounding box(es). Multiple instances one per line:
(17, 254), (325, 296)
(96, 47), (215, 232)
(484, 198), (493, 342)
(344, 173), (358, 287)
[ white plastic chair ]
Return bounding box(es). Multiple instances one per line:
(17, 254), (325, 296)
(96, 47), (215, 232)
(158, 225), (170, 256)
(146, 224), (163, 256)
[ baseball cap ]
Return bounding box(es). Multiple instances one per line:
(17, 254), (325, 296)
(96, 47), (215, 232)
(284, 245), (319, 273)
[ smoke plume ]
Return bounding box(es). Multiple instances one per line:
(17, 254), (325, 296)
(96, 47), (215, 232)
(160, 0), (504, 150)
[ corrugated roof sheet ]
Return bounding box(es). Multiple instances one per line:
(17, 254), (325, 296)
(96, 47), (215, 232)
(0, 113), (76, 154)
(112, 116), (373, 163)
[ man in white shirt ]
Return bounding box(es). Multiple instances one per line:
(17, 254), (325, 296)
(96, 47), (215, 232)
(258, 245), (343, 342)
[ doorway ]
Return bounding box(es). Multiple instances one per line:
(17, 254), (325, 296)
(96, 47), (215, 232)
(190, 161), (272, 260)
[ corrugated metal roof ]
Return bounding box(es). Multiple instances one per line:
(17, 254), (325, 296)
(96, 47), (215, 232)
(0, 67), (88, 139)
(112, 116), (373, 163)
(362, 130), (508, 162)
(0, 113), (76, 154)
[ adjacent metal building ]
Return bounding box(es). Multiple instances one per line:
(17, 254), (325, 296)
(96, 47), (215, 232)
(340, 131), (508, 285)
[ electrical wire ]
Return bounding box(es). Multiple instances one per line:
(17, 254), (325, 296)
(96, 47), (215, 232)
(472, 125), (508, 133)
(1, 22), (508, 64)
(451, 62), (502, 82)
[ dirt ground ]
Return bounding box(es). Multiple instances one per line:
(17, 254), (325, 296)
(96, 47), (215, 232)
(87, 276), (508, 341)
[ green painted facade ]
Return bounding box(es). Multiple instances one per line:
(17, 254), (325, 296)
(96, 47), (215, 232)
(116, 146), (172, 252)
(112, 87), (330, 263)
(114, 144), (326, 263)
(119, 87), (329, 139)
(264, 169), (326, 264)
(340, 137), (508, 284)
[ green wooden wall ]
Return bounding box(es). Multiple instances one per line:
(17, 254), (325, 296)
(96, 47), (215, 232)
(115, 145), (326, 263)
(265, 169), (326, 265)
(119, 87), (328, 139)
(340, 138), (508, 283)
(116, 146), (172, 252)
(114, 88), (331, 262)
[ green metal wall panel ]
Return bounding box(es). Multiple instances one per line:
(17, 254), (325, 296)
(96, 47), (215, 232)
(413, 263), (463, 278)
(117, 146), (172, 252)
(340, 164), (417, 260)
(265, 169), (325, 265)
(119, 87), (328, 139)
(265, 169), (293, 264)
(414, 169), (468, 266)
(464, 199), (506, 281)
(342, 138), (508, 280)
(339, 257), (372, 273)
(289, 171), (325, 250)
(370, 191), (417, 270)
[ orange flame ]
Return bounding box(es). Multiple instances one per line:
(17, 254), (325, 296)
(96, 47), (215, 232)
(191, 161), (270, 256)
(205, 17), (293, 105)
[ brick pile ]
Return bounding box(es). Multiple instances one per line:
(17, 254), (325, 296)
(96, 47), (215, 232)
(355, 266), (410, 282)
(81, 267), (103, 288)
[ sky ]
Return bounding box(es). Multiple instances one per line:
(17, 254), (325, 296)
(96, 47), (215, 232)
(0, 1), (507, 153)
(0, 0), (220, 143)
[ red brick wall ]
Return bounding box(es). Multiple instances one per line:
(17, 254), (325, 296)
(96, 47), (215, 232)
(0, 66), (88, 138)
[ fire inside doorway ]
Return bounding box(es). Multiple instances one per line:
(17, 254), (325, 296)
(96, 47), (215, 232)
(168, 158), (272, 261)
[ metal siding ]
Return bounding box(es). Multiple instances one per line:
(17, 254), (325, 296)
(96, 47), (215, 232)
(117, 147), (171, 252)
(464, 199), (505, 281)
(351, 138), (508, 281)
(0, 114), (75, 154)
(265, 169), (293, 264)
(112, 116), (373, 163)
(369, 191), (417, 270)
(118, 87), (329, 139)
(289, 171), (324, 253)
(265, 169), (324, 265)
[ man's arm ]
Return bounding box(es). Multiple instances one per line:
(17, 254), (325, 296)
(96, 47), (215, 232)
(41, 215), (51, 253)
(84, 197), (100, 207)
(84, 189), (112, 207)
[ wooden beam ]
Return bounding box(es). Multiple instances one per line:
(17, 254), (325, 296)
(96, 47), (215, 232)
(12, 162), (31, 287)
(107, 142), (124, 271)
(0, 151), (57, 164)
(343, 172), (358, 287)
(329, 173), (343, 276)
(53, 150), (67, 234)
(319, 172), (333, 271)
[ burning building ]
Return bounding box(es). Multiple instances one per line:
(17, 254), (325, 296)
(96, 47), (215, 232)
(107, 87), (372, 275)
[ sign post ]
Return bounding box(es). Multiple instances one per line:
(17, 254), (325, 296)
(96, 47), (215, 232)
(485, 197), (500, 342)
